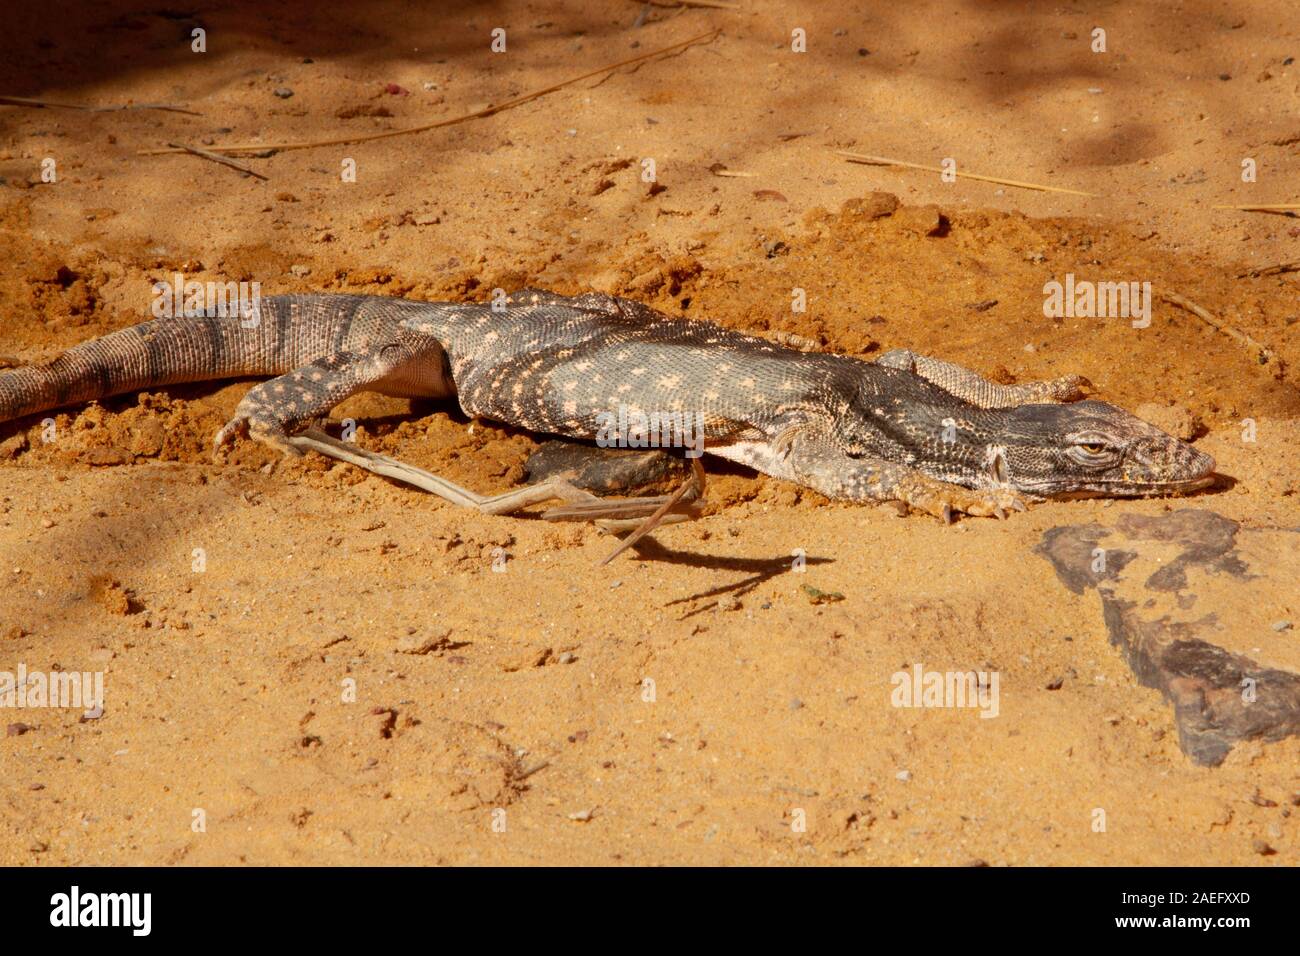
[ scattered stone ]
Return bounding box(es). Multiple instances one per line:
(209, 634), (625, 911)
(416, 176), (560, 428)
(7, 722), (34, 736)
(893, 205), (949, 236)
(88, 575), (139, 616)
(273, 87), (294, 98)
(397, 629), (455, 655)
(81, 447), (131, 467)
(1252, 838), (1276, 856)
(0, 432), (28, 460)
(896, 770), (912, 782)
(335, 103), (393, 119)
(840, 192), (899, 222)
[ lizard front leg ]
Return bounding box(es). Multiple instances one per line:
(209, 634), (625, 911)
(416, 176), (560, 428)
(876, 349), (1089, 409)
(785, 427), (1027, 520)
(214, 345), (412, 456)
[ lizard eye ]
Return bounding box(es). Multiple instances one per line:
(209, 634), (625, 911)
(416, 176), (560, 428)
(1067, 436), (1115, 467)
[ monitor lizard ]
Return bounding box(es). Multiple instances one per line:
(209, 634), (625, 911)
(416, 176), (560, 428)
(0, 289), (1216, 534)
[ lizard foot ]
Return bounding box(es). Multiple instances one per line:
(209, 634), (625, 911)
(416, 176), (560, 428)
(213, 409), (302, 458)
(898, 482), (1028, 522)
(1043, 374), (1093, 403)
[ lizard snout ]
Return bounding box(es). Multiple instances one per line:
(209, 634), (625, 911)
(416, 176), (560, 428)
(1132, 438), (1215, 485)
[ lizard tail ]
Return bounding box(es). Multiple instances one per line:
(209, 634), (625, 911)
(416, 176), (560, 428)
(0, 314), (282, 425)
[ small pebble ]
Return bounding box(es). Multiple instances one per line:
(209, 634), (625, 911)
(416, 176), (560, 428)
(273, 87), (294, 98)
(1271, 620), (1293, 632)
(896, 770), (912, 782)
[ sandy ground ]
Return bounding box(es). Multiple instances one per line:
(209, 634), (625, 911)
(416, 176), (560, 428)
(0, 1), (1297, 865)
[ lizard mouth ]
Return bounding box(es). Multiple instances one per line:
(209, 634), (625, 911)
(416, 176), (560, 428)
(1039, 472), (1219, 500)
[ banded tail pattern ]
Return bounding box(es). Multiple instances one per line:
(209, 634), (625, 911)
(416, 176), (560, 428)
(0, 296), (385, 426)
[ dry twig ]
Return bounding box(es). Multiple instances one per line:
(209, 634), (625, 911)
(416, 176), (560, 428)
(166, 142), (268, 180)
(140, 29), (721, 158)
(0, 95), (199, 115)
(837, 150), (1096, 197)
(1158, 290), (1280, 370)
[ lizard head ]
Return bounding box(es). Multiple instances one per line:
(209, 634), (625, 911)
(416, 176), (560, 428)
(990, 400), (1216, 498)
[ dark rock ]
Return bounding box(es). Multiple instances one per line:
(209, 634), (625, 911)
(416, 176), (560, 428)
(1037, 510), (1300, 766)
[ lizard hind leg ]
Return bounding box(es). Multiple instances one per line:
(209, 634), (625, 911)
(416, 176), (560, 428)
(876, 349), (1090, 408)
(213, 347), (411, 458)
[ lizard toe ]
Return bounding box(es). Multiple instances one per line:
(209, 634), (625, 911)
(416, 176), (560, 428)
(247, 419), (302, 457)
(213, 416), (248, 451)
(1054, 374), (1093, 402)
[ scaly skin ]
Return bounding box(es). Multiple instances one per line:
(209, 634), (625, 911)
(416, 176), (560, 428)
(0, 290), (1216, 517)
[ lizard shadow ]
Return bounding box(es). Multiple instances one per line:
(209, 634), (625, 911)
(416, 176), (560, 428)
(622, 536), (833, 612)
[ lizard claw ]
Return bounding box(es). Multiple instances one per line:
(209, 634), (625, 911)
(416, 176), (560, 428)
(1051, 374), (1093, 403)
(213, 412), (302, 458)
(906, 485), (1029, 522)
(212, 416), (247, 460)
(963, 488), (1027, 519)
